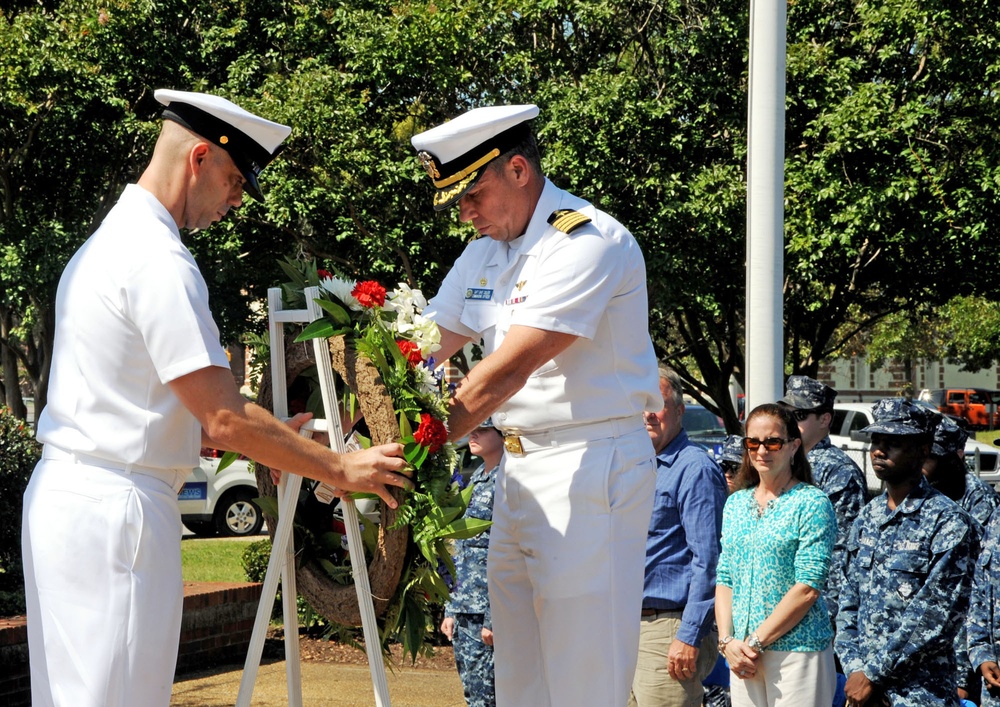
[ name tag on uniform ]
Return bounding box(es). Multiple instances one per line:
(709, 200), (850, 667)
(466, 288), (493, 300)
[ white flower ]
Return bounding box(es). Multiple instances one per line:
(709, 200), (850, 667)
(320, 276), (363, 311)
(397, 313), (441, 357)
(386, 283), (428, 324)
(414, 363), (441, 396)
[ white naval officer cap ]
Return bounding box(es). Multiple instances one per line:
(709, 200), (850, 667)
(410, 104), (539, 211)
(154, 88), (292, 202)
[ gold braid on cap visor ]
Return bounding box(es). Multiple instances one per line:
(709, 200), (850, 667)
(432, 148), (501, 189)
(433, 172), (478, 208)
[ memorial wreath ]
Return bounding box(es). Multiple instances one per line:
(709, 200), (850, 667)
(247, 257), (489, 660)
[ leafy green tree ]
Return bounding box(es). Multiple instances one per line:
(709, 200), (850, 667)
(782, 0), (1000, 376)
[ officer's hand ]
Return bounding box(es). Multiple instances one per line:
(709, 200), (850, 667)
(337, 443), (413, 509)
(844, 671), (875, 706)
(667, 639), (699, 681)
(481, 627), (494, 646)
(981, 661), (1000, 689)
(440, 616), (455, 641)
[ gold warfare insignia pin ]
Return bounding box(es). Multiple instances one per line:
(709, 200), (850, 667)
(516, 281), (527, 291)
(417, 151), (441, 180)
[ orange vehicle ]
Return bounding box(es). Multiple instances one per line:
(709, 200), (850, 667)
(921, 388), (1000, 431)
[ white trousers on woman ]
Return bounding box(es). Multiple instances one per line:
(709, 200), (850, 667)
(22, 456), (186, 707)
(487, 423), (656, 707)
(729, 646), (836, 707)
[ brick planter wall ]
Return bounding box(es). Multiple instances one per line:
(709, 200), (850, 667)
(0, 581), (263, 704)
(0, 616), (29, 706)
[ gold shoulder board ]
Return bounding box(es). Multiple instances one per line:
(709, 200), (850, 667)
(547, 209), (592, 234)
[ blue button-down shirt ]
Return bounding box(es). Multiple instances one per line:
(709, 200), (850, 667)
(641, 429), (727, 646)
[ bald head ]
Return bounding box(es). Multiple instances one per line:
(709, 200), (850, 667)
(138, 120), (244, 231)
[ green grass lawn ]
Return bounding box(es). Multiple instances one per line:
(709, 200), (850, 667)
(181, 537), (259, 583)
(975, 430), (1000, 447)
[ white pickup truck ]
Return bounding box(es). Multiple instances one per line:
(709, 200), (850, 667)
(829, 401), (1000, 496)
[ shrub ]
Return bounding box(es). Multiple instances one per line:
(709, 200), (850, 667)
(0, 407), (40, 614)
(241, 537), (329, 632)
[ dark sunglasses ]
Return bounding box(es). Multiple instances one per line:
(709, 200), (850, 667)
(790, 409), (814, 422)
(743, 437), (792, 452)
(720, 461), (740, 474)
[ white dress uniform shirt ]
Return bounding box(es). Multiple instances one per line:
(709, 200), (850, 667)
(426, 178), (661, 432)
(426, 177), (660, 707)
(24, 183), (231, 707)
(36, 184), (231, 468)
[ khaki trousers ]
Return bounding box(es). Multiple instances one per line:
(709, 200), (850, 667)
(628, 611), (718, 707)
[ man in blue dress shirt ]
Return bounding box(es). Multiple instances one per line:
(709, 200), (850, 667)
(629, 366), (728, 706)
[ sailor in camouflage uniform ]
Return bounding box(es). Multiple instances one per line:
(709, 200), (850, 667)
(923, 416), (999, 530)
(778, 375), (866, 625)
(924, 416), (998, 702)
(716, 434), (744, 496)
(441, 418), (503, 707)
(969, 504), (1000, 706)
(836, 398), (977, 707)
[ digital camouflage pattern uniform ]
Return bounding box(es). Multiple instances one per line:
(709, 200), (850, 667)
(807, 436), (867, 624)
(779, 375), (866, 624)
(930, 416), (997, 697)
(446, 461), (498, 707)
(969, 505), (1000, 706)
(961, 472), (999, 529)
(836, 400), (977, 707)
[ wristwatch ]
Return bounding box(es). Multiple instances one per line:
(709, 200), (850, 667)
(717, 635), (735, 657)
(747, 631), (766, 653)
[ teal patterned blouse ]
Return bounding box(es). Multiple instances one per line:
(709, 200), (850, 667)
(717, 482), (836, 652)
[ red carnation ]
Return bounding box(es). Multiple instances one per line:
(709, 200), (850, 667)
(413, 413), (448, 454)
(351, 280), (386, 308)
(397, 339), (424, 366)
(317, 268), (332, 279)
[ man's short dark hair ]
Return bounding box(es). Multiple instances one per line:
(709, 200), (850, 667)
(488, 131), (542, 176)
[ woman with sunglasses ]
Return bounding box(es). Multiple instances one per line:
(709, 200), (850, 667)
(715, 403), (837, 706)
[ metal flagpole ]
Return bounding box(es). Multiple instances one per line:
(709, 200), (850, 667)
(744, 0), (788, 411)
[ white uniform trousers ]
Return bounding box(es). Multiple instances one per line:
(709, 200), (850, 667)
(22, 456), (186, 707)
(488, 423), (656, 707)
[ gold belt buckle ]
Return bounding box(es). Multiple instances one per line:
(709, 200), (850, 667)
(503, 434), (524, 455)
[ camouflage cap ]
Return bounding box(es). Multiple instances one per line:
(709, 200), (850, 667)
(719, 434), (745, 465)
(778, 375), (837, 411)
(931, 417), (969, 457)
(862, 398), (941, 436)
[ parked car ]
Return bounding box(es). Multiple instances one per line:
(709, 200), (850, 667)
(178, 450), (264, 537)
(919, 388), (1000, 431)
(829, 401), (1000, 495)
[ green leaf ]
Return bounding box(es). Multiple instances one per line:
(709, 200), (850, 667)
(216, 451), (241, 473)
(295, 319), (336, 342)
(315, 298), (352, 327)
(255, 496), (280, 518)
(436, 517), (493, 540)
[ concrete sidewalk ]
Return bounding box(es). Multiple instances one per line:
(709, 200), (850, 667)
(171, 659), (465, 706)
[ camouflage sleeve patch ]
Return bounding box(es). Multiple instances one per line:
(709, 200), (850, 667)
(547, 209), (592, 234)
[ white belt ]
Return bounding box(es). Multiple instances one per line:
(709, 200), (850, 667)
(41, 445), (190, 494)
(499, 416), (647, 455)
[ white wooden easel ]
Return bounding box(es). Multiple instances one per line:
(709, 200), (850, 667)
(236, 286), (392, 706)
